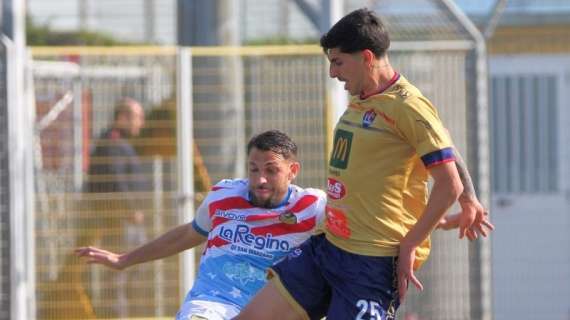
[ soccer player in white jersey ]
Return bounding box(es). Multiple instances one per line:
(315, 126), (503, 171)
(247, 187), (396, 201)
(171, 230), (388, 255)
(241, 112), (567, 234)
(76, 130), (326, 320)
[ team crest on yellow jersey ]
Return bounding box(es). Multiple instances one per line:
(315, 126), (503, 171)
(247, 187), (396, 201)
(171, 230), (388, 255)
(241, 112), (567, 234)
(362, 109), (377, 128)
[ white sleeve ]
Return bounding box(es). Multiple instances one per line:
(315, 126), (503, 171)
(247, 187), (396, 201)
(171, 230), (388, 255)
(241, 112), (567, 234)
(191, 198), (211, 236)
(191, 179), (239, 235)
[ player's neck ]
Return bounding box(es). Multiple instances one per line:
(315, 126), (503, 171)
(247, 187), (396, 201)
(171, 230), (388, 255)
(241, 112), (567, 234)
(360, 66), (397, 100)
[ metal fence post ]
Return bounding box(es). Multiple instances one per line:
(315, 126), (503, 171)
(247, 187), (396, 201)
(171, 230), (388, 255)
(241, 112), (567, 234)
(4, 0), (36, 318)
(177, 46), (195, 300)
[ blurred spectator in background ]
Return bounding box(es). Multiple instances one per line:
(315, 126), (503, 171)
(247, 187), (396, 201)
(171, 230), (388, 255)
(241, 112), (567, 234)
(84, 97), (150, 317)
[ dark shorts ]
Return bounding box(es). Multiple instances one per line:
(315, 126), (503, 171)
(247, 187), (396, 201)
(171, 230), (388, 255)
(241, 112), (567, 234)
(269, 234), (399, 320)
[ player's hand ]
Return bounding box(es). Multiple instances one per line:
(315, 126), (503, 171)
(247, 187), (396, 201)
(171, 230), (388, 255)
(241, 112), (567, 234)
(75, 246), (127, 270)
(459, 196), (495, 240)
(438, 199), (495, 240)
(397, 242), (423, 303)
(456, 196), (478, 239)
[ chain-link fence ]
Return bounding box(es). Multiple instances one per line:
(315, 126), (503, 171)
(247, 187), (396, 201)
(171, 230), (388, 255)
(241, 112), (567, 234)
(30, 45), (330, 319)
(32, 48), (182, 319)
(189, 46), (329, 188)
(30, 43), (484, 319)
(388, 50), (473, 320)
(22, 1), (491, 319)
(14, 1), (570, 319)
(358, 1), (489, 319)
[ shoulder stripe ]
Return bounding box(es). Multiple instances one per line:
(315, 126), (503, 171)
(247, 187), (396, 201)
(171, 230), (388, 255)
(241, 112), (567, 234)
(209, 196), (254, 217)
(248, 194), (319, 221)
(245, 212), (279, 221)
(209, 196), (254, 229)
(251, 216), (316, 237)
(288, 194), (318, 213)
(227, 194), (321, 223)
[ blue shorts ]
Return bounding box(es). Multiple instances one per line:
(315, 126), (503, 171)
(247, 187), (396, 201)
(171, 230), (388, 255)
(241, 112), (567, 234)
(269, 234), (399, 320)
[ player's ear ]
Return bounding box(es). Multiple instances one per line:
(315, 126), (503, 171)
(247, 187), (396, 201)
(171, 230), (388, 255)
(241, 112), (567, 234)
(288, 161), (300, 181)
(362, 49), (375, 68)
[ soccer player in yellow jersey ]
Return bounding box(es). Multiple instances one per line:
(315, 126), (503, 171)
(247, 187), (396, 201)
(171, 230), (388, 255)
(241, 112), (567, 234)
(236, 8), (493, 320)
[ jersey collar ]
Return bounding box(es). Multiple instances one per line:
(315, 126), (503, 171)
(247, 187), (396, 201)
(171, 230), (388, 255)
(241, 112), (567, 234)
(359, 71), (400, 100)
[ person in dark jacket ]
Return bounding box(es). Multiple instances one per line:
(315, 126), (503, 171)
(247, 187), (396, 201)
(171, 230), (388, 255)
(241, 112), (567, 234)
(84, 97), (150, 317)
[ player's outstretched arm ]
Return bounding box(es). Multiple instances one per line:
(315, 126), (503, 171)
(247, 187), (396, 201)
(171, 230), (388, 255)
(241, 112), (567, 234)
(449, 146), (495, 240)
(75, 222), (207, 270)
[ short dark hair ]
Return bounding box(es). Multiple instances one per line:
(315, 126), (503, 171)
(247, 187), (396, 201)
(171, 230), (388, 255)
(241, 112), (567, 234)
(247, 130), (298, 160)
(320, 8), (390, 57)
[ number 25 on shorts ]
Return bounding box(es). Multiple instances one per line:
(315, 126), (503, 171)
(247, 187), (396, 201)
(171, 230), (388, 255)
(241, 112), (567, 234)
(356, 299), (383, 320)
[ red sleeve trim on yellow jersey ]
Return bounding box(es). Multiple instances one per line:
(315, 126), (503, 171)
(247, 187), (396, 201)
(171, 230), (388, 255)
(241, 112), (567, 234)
(421, 147), (455, 168)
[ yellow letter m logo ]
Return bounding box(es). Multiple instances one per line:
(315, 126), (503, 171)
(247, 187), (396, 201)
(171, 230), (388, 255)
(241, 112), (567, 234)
(329, 129), (353, 169)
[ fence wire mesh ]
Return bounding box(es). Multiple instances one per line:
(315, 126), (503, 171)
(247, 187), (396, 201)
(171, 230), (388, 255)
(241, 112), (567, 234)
(18, 1), (570, 319)
(31, 45), (330, 319)
(32, 49), (181, 319)
(388, 49), (473, 320)
(189, 47), (329, 188)
(24, 2), (486, 319)
(30, 43), (478, 319)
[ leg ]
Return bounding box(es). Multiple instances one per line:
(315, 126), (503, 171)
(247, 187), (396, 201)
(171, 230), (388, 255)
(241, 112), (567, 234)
(317, 239), (399, 320)
(234, 281), (303, 320)
(177, 299), (240, 320)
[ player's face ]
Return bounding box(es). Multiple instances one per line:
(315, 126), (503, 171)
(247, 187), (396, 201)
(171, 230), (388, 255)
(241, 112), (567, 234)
(327, 48), (367, 96)
(247, 147), (299, 208)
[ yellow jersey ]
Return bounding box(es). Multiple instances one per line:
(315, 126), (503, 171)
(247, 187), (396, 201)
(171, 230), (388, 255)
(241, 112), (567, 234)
(325, 75), (455, 269)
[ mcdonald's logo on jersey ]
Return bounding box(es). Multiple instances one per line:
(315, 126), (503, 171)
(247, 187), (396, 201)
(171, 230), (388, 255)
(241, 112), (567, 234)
(329, 129), (353, 169)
